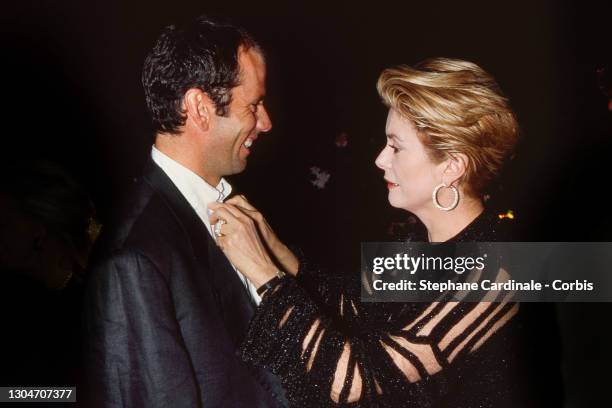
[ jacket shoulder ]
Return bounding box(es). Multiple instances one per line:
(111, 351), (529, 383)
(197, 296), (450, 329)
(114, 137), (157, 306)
(91, 177), (192, 268)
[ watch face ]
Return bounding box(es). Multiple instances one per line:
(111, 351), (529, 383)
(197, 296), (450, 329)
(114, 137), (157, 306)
(277, 270), (286, 278)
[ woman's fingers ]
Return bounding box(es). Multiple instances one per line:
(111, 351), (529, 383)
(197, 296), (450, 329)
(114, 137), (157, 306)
(226, 195), (266, 223)
(226, 195), (257, 211)
(208, 202), (246, 220)
(208, 205), (232, 225)
(208, 202), (278, 286)
(209, 203), (253, 228)
(208, 203), (256, 238)
(208, 205), (237, 236)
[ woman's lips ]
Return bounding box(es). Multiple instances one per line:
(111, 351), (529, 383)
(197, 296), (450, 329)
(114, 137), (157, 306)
(386, 181), (399, 189)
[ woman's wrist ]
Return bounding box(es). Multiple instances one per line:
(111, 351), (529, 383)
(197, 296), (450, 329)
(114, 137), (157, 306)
(255, 268), (286, 296)
(274, 244), (299, 276)
(252, 264), (281, 288)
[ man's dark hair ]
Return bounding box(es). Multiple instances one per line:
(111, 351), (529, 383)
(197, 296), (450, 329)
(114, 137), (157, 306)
(142, 16), (261, 134)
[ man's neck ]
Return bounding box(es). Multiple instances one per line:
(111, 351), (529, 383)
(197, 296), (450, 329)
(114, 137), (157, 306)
(154, 135), (220, 187)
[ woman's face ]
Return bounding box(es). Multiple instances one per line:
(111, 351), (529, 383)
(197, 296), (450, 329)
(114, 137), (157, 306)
(375, 109), (445, 213)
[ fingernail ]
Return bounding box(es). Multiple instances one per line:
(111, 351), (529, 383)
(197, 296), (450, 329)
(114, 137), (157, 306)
(207, 208), (214, 215)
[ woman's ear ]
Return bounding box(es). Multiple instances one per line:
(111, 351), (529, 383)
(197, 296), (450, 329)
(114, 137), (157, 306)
(183, 88), (214, 132)
(442, 153), (468, 186)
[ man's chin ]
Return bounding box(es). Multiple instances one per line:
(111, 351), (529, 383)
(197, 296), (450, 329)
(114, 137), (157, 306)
(230, 160), (248, 175)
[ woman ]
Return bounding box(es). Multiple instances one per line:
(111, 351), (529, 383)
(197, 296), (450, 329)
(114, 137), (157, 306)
(209, 58), (560, 407)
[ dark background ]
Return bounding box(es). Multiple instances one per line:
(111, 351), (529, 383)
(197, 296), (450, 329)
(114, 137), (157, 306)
(1, 0), (610, 406)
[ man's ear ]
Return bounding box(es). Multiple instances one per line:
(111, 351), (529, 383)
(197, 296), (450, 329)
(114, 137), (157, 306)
(441, 153), (468, 186)
(183, 88), (214, 132)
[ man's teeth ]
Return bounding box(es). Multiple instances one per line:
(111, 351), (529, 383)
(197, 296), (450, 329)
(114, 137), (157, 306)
(244, 139), (253, 148)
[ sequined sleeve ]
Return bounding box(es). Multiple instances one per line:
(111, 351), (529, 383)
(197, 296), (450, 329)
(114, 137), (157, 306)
(240, 261), (519, 407)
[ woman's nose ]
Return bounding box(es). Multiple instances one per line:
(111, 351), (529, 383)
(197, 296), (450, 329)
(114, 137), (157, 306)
(375, 147), (389, 170)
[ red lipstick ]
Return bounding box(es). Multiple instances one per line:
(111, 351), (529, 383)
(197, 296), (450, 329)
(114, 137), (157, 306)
(385, 179), (399, 189)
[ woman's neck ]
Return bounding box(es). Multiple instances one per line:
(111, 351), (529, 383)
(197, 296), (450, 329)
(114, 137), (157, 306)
(417, 197), (484, 242)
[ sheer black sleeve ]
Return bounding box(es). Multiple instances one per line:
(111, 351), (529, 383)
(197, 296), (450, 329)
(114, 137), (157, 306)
(240, 260), (518, 407)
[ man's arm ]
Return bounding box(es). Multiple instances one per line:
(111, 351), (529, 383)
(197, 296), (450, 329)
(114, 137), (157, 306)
(84, 249), (200, 408)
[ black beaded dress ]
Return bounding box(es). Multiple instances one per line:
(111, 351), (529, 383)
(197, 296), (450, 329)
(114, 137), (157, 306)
(240, 210), (563, 407)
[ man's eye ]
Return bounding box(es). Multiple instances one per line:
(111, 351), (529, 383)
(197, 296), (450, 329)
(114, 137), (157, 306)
(250, 104), (259, 113)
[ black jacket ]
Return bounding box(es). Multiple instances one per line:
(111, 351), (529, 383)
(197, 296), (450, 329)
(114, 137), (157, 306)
(83, 160), (287, 408)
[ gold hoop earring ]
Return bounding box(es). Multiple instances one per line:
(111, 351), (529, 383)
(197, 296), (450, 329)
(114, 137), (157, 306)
(432, 183), (459, 211)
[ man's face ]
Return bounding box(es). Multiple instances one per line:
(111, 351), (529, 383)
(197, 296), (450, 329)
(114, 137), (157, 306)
(207, 47), (272, 178)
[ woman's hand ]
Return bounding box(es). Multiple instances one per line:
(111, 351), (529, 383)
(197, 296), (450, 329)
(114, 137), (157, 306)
(223, 195), (299, 276)
(208, 202), (278, 288)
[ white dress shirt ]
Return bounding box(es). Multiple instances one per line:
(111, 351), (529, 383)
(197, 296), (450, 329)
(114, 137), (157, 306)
(151, 146), (262, 305)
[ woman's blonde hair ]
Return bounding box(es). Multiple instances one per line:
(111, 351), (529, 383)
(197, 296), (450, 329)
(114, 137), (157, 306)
(377, 58), (519, 196)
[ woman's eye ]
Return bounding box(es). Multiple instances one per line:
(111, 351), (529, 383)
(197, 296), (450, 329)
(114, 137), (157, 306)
(388, 144), (399, 153)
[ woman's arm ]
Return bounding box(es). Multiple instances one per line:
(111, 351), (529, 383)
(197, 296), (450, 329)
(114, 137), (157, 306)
(207, 201), (518, 406)
(221, 195), (299, 276)
(241, 270), (518, 406)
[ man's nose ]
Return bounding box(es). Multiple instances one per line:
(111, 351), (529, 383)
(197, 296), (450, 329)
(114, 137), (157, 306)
(257, 105), (272, 133)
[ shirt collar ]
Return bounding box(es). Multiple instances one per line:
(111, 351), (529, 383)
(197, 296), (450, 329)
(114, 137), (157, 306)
(151, 146), (232, 216)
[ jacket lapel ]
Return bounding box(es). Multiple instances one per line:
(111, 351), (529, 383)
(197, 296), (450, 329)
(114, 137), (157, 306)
(142, 159), (210, 266)
(206, 237), (256, 344)
(142, 159), (255, 345)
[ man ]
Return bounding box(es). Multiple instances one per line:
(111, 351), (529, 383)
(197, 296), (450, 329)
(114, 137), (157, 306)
(84, 17), (286, 407)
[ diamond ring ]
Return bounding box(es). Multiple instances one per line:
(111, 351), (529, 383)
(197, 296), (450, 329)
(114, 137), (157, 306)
(214, 219), (226, 237)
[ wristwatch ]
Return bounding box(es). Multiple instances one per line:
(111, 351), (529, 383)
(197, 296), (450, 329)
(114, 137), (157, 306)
(256, 270), (286, 296)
